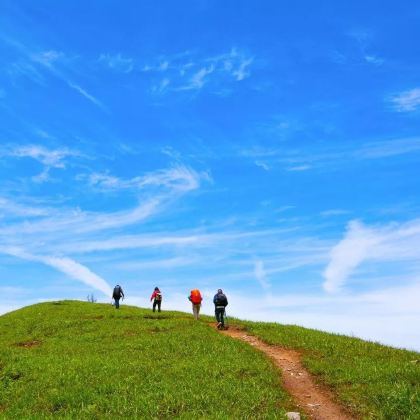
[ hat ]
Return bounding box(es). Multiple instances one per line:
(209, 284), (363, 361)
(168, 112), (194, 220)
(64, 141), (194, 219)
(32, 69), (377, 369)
(217, 289), (223, 293)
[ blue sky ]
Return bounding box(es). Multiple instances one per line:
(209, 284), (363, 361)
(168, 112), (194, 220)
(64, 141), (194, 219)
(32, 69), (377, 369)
(1, 1), (420, 350)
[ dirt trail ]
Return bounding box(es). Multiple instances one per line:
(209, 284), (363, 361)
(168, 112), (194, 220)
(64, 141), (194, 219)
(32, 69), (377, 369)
(222, 328), (355, 420)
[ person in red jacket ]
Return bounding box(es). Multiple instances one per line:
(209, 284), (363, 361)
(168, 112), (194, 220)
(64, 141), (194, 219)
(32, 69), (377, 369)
(188, 289), (202, 320)
(150, 287), (162, 312)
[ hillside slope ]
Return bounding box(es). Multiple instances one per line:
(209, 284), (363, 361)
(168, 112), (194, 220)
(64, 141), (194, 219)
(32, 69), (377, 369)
(1, 301), (419, 419)
(235, 320), (420, 419)
(0, 301), (292, 418)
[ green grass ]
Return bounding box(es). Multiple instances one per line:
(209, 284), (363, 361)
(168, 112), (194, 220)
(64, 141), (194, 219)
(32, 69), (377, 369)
(234, 319), (420, 419)
(0, 301), (292, 418)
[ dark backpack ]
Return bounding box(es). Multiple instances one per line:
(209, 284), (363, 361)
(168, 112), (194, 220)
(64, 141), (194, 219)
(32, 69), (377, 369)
(113, 286), (121, 299)
(215, 293), (228, 306)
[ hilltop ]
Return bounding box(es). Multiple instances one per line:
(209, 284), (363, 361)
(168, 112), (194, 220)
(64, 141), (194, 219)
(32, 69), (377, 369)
(0, 301), (419, 418)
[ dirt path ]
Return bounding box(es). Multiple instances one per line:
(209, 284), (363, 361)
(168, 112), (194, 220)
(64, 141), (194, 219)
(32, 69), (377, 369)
(222, 328), (355, 420)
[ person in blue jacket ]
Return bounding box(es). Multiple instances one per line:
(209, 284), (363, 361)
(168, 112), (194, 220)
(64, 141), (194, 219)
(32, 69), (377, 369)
(213, 289), (228, 329)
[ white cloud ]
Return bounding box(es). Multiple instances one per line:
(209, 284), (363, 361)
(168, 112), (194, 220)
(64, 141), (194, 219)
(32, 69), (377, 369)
(13, 45), (106, 110)
(31, 50), (64, 67)
(179, 65), (215, 91)
(357, 137), (420, 159)
(390, 88), (420, 112)
(0, 247), (112, 297)
(152, 78), (170, 94)
(323, 219), (420, 293)
(232, 57), (253, 81)
(144, 48), (254, 94)
(5, 144), (78, 169)
(254, 260), (271, 290)
(287, 165), (311, 171)
(98, 53), (134, 73)
(320, 209), (350, 217)
(364, 54), (384, 66)
(242, 137), (420, 173)
(87, 165), (207, 193)
(67, 82), (105, 109)
(255, 160), (270, 171)
(323, 221), (382, 293)
(0, 197), (51, 218)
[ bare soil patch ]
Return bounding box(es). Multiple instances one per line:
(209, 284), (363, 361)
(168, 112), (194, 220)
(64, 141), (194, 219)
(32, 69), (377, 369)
(143, 315), (170, 320)
(222, 327), (355, 420)
(15, 340), (42, 348)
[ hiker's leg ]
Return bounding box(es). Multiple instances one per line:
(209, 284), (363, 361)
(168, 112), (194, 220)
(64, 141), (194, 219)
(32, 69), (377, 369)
(215, 308), (220, 323)
(220, 309), (225, 327)
(115, 299), (120, 309)
(197, 304), (201, 320)
(152, 301), (156, 312)
(158, 301), (161, 312)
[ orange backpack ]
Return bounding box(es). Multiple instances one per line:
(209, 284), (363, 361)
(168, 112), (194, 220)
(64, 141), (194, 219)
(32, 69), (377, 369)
(190, 289), (202, 304)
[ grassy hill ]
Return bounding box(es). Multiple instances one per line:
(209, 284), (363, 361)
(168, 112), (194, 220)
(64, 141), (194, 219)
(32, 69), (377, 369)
(0, 301), (419, 419)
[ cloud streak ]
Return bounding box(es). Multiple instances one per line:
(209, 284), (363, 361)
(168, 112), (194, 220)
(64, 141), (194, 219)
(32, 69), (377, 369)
(390, 88), (420, 112)
(0, 247), (112, 296)
(323, 219), (420, 292)
(254, 260), (271, 290)
(67, 82), (105, 110)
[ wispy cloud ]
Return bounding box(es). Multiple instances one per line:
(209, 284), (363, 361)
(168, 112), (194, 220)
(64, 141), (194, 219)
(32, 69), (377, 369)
(323, 219), (420, 293)
(87, 165), (208, 193)
(5, 40), (106, 110)
(5, 144), (78, 168)
(232, 57), (253, 81)
(179, 65), (215, 91)
(255, 160), (270, 171)
(287, 164), (311, 172)
(0, 197), (51, 218)
(144, 48), (254, 94)
(390, 88), (420, 112)
(323, 221), (382, 293)
(67, 82), (105, 110)
(2, 144), (79, 182)
(320, 209), (350, 218)
(1, 247), (112, 296)
(152, 77), (170, 94)
(31, 50), (64, 68)
(98, 53), (134, 73)
(363, 54), (384, 66)
(243, 137), (420, 172)
(254, 260), (271, 290)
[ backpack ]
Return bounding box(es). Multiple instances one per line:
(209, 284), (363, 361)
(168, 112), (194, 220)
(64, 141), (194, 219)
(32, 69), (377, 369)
(190, 289), (202, 304)
(215, 293), (227, 306)
(113, 286), (121, 299)
(155, 292), (162, 301)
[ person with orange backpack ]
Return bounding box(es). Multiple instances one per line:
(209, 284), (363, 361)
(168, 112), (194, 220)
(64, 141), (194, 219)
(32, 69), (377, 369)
(188, 289), (202, 320)
(150, 287), (162, 312)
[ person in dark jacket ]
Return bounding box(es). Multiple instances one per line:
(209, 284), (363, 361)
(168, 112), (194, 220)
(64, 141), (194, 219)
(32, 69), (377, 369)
(112, 285), (124, 309)
(150, 287), (162, 312)
(213, 289), (228, 329)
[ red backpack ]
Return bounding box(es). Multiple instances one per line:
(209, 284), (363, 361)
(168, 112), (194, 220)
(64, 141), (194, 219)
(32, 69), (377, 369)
(190, 289), (202, 304)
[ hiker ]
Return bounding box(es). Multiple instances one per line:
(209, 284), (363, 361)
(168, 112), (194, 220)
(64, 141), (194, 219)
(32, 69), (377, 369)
(188, 289), (202, 320)
(112, 284), (124, 309)
(150, 287), (162, 312)
(213, 289), (228, 329)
